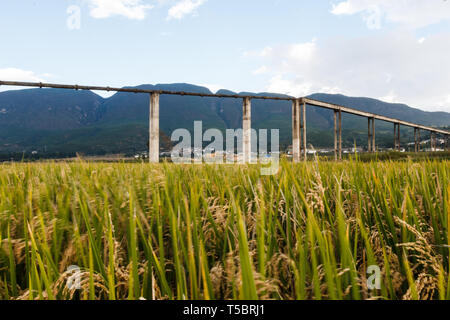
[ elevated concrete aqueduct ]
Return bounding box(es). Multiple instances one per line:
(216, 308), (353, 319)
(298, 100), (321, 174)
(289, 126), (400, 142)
(1, 80), (449, 163)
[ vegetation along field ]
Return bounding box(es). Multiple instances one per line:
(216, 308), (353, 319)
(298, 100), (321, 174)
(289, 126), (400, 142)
(0, 158), (449, 300)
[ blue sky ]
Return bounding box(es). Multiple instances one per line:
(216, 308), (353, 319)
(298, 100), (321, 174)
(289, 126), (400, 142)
(1, 0), (450, 112)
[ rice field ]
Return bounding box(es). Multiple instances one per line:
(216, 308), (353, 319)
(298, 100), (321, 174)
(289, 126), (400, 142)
(0, 159), (449, 300)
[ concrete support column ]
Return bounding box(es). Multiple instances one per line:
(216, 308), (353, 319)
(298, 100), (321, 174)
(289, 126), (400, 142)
(339, 110), (342, 160)
(430, 133), (433, 152)
(292, 99), (301, 163)
(372, 118), (376, 152)
(431, 133), (435, 152)
(334, 111), (338, 161)
(394, 124), (397, 151)
(430, 133), (432, 151)
(414, 128), (418, 153)
(367, 118), (375, 152)
(302, 100), (307, 162)
(394, 123), (400, 151)
(243, 97), (252, 163)
(431, 133), (436, 152)
(149, 93), (160, 163)
(418, 129), (421, 152)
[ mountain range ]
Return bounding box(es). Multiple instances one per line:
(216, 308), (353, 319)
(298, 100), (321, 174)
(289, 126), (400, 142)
(0, 83), (449, 156)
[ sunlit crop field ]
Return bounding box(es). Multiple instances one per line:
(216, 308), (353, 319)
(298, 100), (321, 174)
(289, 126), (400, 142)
(0, 159), (449, 300)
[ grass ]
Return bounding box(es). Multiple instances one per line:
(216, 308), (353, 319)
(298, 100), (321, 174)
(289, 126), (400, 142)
(0, 158), (449, 300)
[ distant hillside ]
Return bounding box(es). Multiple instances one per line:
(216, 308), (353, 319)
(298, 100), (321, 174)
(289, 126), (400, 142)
(0, 84), (449, 155)
(98, 84), (227, 134)
(309, 93), (450, 127)
(0, 88), (103, 130)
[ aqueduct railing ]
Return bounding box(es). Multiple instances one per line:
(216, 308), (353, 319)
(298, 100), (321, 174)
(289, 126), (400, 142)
(1, 80), (449, 163)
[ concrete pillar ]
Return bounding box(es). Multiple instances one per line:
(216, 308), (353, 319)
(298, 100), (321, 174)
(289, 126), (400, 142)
(417, 128), (421, 152)
(394, 123), (400, 151)
(372, 118), (375, 152)
(394, 124), (397, 151)
(302, 100), (307, 162)
(292, 99), (301, 163)
(367, 118), (375, 153)
(432, 133), (436, 152)
(339, 110), (342, 160)
(414, 128), (418, 153)
(431, 133), (434, 151)
(372, 118), (376, 152)
(149, 93), (160, 163)
(334, 111), (338, 161)
(430, 133), (433, 152)
(243, 97), (252, 163)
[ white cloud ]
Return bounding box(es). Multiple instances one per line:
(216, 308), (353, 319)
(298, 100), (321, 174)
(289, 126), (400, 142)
(167, 0), (207, 20)
(200, 83), (223, 93)
(246, 39), (318, 73)
(0, 68), (50, 92)
(160, 31), (173, 37)
(42, 73), (56, 78)
(245, 32), (450, 112)
(331, 1), (356, 15)
(331, 0), (450, 29)
(266, 75), (312, 96)
(244, 46), (273, 58)
(89, 0), (154, 20)
(287, 40), (317, 64)
(252, 66), (268, 75)
(259, 46), (273, 57)
(379, 91), (397, 103)
(0, 68), (45, 82)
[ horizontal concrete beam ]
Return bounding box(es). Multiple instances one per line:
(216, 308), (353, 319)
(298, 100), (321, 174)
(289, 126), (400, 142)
(0, 80), (449, 136)
(0, 80), (295, 101)
(302, 98), (450, 135)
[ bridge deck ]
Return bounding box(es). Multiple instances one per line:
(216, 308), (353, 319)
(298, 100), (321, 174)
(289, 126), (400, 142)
(1, 80), (449, 136)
